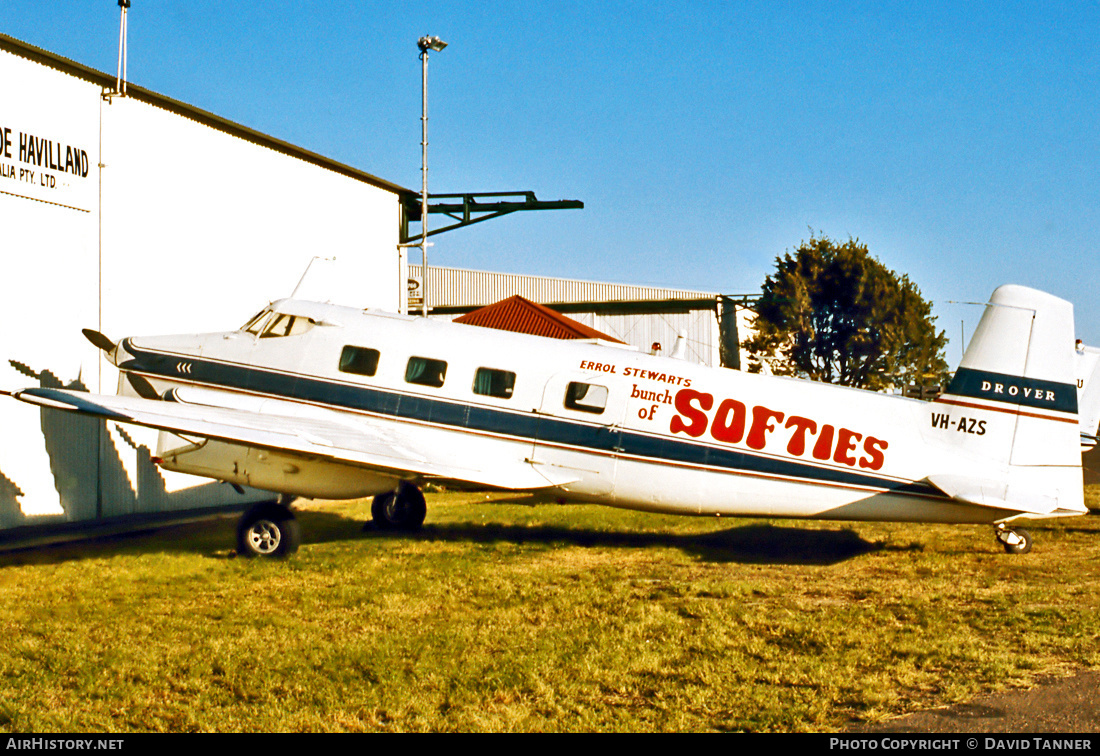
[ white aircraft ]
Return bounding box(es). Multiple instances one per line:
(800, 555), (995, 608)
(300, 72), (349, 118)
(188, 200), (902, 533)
(1076, 341), (1100, 451)
(4, 284), (1097, 557)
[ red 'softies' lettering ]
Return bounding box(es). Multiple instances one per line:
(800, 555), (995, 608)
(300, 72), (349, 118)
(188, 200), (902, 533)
(812, 424), (835, 461)
(784, 416), (817, 456)
(859, 437), (888, 470)
(670, 389), (713, 438)
(746, 406), (784, 450)
(710, 399), (747, 444)
(668, 389), (890, 471)
(833, 428), (863, 466)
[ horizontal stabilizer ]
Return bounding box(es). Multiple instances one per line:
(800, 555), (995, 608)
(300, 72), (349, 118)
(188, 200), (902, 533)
(926, 474), (1062, 516)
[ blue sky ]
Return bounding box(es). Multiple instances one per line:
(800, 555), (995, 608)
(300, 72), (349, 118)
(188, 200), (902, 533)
(6, 1), (1100, 354)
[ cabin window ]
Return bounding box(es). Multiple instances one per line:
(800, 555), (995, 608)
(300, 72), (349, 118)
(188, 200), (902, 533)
(564, 382), (608, 414)
(242, 310), (273, 335)
(473, 367), (516, 399)
(406, 356), (448, 388)
(259, 313), (290, 338)
(259, 314), (314, 338)
(339, 346), (380, 377)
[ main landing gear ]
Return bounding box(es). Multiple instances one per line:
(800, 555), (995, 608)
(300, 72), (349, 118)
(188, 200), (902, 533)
(995, 524), (1033, 555)
(370, 481), (427, 531)
(234, 483), (428, 557)
(236, 499), (301, 558)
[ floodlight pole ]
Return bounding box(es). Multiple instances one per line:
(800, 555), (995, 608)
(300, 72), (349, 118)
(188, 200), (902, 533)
(115, 0), (131, 96)
(417, 35), (447, 317)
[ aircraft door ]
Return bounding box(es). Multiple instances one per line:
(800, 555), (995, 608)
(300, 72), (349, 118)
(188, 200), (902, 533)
(530, 371), (627, 496)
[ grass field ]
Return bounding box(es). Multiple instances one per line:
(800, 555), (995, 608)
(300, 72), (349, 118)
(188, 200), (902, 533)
(0, 487), (1098, 732)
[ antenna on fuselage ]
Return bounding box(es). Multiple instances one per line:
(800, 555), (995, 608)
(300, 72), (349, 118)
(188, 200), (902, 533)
(290, 256), (336, 299)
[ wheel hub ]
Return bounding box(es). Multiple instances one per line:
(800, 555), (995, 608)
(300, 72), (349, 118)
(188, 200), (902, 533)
(246, 520), (282, 554)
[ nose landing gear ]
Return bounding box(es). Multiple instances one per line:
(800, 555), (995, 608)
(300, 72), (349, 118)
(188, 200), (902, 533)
(236, 499), (301, 558)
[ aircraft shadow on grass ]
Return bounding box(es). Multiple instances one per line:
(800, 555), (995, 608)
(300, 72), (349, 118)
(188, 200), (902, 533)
(382, 521), (890, 566)
(0, 507), (894, 567)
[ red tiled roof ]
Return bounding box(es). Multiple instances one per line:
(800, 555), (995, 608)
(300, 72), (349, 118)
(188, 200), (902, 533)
(453, 296), (625, 343)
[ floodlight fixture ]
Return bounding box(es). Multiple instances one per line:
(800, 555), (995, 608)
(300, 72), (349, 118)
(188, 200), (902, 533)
(418, 35), (447, 53)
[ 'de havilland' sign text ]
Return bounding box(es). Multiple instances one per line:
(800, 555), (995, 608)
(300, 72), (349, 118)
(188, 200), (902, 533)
(0, 122), (90, 207)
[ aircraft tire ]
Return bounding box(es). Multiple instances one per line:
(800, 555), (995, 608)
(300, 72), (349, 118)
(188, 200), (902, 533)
(372, 482), (426, 531)
(370, 491), (397, 529)
(237, 502), (301, 558)
(999, 527), (1033, 555)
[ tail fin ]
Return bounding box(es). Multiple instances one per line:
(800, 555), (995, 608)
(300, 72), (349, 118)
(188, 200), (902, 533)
(932, 285), (1084, 516)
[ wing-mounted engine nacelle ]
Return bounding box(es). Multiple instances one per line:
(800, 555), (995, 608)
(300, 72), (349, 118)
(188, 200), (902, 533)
(154, 433), (400, 500)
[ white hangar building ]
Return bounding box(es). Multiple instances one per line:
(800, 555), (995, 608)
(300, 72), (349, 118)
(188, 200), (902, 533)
(0, 33), (417, 534)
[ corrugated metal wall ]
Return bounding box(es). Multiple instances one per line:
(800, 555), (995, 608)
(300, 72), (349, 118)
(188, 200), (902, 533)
(567, 309), (721, 366)
(423, 266), (717, 307)
(422, 267), (753, 368)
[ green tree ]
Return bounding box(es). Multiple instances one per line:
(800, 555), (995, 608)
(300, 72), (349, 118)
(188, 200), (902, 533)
(743, 234), (948, 391)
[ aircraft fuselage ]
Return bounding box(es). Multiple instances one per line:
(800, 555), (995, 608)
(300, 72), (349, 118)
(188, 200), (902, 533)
(103, 298), (1084, 526)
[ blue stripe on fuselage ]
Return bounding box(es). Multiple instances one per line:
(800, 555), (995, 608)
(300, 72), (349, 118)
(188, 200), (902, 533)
(119, 342), (940, 498)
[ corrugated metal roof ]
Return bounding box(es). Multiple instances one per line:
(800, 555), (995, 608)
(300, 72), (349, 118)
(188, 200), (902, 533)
(454, 296), (625, 343)
(0, 33), (414, 199)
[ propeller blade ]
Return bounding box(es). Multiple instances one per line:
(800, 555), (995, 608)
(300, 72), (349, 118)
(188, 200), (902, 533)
(126, 373), (161, 400)
(82, 328), (117, 353)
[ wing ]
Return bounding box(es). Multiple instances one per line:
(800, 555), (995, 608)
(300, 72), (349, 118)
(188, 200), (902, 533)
(4, 387), (578, 490)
